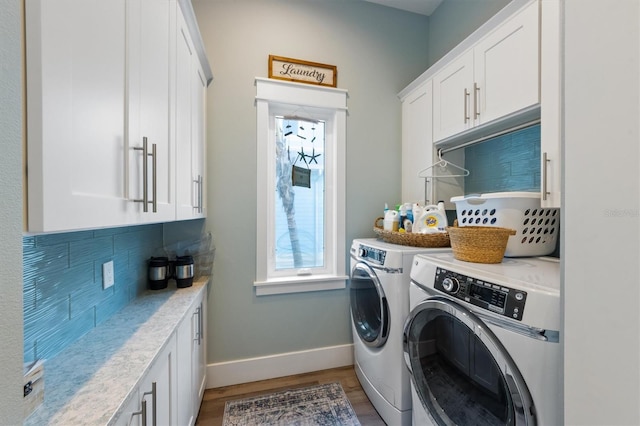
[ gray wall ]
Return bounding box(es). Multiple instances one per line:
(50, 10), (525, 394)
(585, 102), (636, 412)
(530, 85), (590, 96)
(0, 0), (25, 424)
(192, 0), (430, 362)
(192, 0), (505, 364)
(427, 0), (511, 65)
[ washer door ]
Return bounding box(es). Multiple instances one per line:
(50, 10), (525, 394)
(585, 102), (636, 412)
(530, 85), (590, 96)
(403, 297), (535, 426)
(350, 261), (389, 348)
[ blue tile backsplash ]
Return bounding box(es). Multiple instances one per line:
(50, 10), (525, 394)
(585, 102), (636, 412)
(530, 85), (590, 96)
(23, 224), (164, 363)
(464, 124), (540, 194)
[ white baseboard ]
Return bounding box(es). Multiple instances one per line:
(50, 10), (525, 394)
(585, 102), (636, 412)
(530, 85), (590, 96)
(206, 343), (354, 389)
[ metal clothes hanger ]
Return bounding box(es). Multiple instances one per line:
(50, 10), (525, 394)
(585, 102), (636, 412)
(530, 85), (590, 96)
(417, 149), (470, 178)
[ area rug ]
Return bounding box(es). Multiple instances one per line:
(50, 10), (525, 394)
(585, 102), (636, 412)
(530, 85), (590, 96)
(222, 382), (361, 426)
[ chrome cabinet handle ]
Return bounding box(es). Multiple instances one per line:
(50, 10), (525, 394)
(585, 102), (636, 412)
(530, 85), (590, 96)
(542, 152), (551, 201)
(199, 175), (203, 213)
(464, 88), (470, 123)
(151, 143), (157, 213)
(200, 302), (204, 344)
(193, 176), (200, 212)
(133, 137), (157, 213)
(474, 82), (480, 118)
(193, 174), (203, 213)
(194, 306), (202, 345)
(131, 399), (146, 426)
(142, 382), (157, 426)
(133, 137), (149, 212)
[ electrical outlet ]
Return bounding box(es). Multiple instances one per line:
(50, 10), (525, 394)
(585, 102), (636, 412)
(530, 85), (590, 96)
(102, 261), (115, 289)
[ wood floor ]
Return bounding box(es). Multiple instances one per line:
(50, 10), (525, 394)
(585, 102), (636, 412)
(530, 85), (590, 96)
(195, 365), (386, 425)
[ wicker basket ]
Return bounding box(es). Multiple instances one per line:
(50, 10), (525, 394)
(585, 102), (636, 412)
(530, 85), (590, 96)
(447, 224), (516, 264)
(373, 217), (450, 248)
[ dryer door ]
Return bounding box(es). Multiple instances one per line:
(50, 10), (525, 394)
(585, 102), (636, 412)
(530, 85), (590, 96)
(350, 261), (389, 348)
(403, 297), (535, 426)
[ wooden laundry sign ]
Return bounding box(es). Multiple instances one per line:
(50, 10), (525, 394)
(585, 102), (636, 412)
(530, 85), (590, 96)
(269, 55), (337, 88)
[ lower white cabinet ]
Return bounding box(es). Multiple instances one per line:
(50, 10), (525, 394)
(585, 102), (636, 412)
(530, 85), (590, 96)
(114, 388), (139, 426)
(115, 335), (177, 426)
(113, 286), (207, 426)
(176, 289), (207, 426)
(193, 294), (207, 417)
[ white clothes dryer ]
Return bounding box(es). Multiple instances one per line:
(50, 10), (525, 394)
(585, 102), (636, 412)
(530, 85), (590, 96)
(403, 253), (561, 426)
(349, 238), (451, 426)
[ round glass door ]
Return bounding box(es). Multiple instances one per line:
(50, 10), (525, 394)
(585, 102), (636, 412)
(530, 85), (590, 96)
(350, 262), (389, 348)
(404, 298), (534, 426)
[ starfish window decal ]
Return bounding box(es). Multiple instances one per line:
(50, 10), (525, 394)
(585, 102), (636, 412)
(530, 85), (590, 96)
(296, 147), (309, 167)
(308, 148), (321, 165)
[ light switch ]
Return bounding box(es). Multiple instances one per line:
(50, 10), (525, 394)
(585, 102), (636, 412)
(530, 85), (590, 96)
(102, 261), (115, 289)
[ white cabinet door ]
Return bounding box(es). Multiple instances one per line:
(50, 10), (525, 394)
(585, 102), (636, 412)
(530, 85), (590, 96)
(176, 312), (195, 426)
(191, 63), (208, 219)
(126, 0), (175, 224)
(432, 52), (474, 142)
(113, 336), (176, 426)
(113, 388), (141, 426)
(192, 294), (207, 417)
(175, 6), (207, 220)
(139, 335), (177, 426)
(401, 81), (434, 204)
(175, 289), (207, 426)
(540, 0), (561, 208)
(474, 1), (539, 126)
(25, 0), (128, 233)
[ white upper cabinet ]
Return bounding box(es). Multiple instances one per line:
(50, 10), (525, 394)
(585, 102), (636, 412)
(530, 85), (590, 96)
(432, 53), (475, 141)
(175, 5), (207, 220)
(540, 0), (562, 208)
(26, 0), (129, 233)
(25, 0), (211, 233)
(126, 0), (175, 224)
(401, 81), (434, 204)
(433, 1), (540, 143)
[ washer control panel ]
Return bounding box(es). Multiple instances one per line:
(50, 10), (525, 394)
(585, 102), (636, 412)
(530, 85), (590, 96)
(434, 267), (527, 321)
(358, 245), (386, 266)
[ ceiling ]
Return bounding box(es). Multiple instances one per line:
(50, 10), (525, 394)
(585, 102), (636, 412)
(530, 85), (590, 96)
(363, 0), (444, 16)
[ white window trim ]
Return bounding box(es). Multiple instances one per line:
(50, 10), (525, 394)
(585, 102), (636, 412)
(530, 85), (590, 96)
(254, 77), (348, 296)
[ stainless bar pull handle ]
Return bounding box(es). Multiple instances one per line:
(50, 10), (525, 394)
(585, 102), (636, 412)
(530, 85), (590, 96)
(199, 175), (203, 213)
(542, 152), (551, 201)
(131, 399), (147, 426)
(199, 302), (204, 344)
(193, 175), (203, 213)
(194, 306), (201, 344)
(464, 89), (470, 123)
(133, 137), (149, 212)
(142, 382), (157, 426)
(198, 175), (204, 213)
(474, 82), (480, 118)
(151, 143), (157, 213)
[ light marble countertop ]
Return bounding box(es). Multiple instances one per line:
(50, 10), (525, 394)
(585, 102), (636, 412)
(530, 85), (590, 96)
(24, 277), (209, 426)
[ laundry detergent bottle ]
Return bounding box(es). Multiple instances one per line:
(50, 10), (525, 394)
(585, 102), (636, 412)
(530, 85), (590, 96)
(417, 201), (448, 234)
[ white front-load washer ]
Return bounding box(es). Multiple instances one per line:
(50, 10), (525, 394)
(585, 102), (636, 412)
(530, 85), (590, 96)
(349, 238), (451, 426)
(403, 253), (561, 426)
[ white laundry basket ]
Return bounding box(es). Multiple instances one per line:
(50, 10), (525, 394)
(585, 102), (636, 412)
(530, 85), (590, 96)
(451, 192), (559, 257)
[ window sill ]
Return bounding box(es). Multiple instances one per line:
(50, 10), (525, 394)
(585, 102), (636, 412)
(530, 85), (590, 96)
(254, 275), (349, 296)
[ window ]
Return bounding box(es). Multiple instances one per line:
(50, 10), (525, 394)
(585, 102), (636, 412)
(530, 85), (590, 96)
(255, 78), (347, 295)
